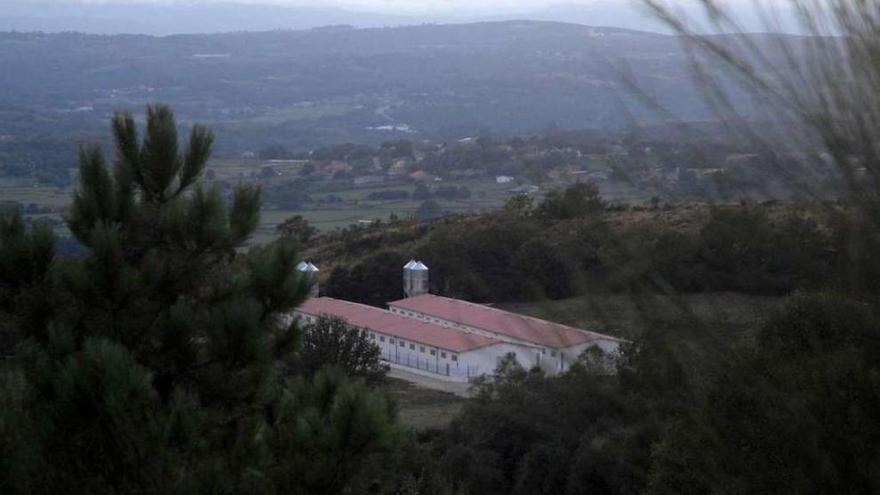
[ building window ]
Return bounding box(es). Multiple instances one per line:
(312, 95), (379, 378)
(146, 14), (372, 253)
(399, 341), (405, 347)
(430, 349), (436, 356)
(379, 336), (385, 342)
(420, 346), (425, 353)
(550, 350), (557, 357)
(410, 344), (415, 350)
(441, 352), (447, 358)
(390, 338), (395, 344)
(451, 355), (458, 362)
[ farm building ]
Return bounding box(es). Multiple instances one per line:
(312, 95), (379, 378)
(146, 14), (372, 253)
(293, 260), (624, 382)
(294, 297), (537, 381)
(388, 294), (622, 373)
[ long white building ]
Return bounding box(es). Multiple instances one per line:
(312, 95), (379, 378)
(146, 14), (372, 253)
(294, 259), (625, 382)
(388, 293), (622, 373)
(295, 297), (536, 381)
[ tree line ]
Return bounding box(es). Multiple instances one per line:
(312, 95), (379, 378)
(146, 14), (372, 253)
(319, 183), (837, 305)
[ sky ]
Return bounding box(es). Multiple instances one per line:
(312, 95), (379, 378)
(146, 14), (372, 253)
(9, 0), (790, 35)
(55, 0), (605, 15)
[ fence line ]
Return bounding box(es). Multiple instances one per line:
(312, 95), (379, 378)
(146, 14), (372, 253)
(382, 348), (480, 378)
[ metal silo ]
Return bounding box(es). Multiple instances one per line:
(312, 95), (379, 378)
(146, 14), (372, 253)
(404, 260), (429, 298)
(297, 261), (320, 298)
(403, 260), (416, 297)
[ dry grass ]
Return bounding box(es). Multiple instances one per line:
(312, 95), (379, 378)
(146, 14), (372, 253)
(383, 378), (468, 431)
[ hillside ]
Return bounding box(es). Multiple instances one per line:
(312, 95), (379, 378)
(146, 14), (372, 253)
(0, 21), (771, 157)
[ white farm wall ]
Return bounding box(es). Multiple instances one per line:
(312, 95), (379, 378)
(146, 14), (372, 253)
(387, 305), (616, 376)
(292, 309), (619, 381)
(293, 310), (491, 381)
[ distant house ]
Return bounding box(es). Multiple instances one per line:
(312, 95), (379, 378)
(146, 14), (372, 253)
(449, 169), (486, 178)
(496, 175), (515, 184)
(409, 170), (440, 182)
(321, 161), (353, 177)
(388, 160), (410, 176)
(508, 185), (539, 194)
(241, 151), (257, 159)
(571, 170), (609, 183)
(354, 175), (386, 186)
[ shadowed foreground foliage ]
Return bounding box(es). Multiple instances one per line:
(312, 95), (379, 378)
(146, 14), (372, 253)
(298, 316), (389, 385)
(0, 106), (399, 494)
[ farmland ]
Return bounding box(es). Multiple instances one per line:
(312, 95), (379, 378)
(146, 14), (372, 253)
(1, 156), (522, 244)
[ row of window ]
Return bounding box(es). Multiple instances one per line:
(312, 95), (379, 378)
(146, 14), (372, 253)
(373, 333), (457, 361)
(382, 311), (564, 361)
(539, 348), (559, 357)
(390, 307), (446, 326)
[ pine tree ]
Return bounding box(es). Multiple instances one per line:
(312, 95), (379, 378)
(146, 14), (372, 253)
(0, 105), (398, 494)
(299, 316), (389, 385)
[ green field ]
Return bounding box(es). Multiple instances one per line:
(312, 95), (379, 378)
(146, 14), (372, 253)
(383, 378), (467, 431)
(2, 151), (540, 244)
(0, 178), (73, 209)
(4, 168), (521, 245)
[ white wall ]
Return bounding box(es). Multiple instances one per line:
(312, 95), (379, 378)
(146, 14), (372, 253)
(294, 309), (620, 380)
(294, 310), (490, 380)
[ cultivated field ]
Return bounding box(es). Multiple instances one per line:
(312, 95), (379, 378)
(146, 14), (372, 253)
(3, 158), (520, 245)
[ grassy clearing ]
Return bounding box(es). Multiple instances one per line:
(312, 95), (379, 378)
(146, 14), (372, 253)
(0, 181), (73, 209)
(383, 378), (467, 431)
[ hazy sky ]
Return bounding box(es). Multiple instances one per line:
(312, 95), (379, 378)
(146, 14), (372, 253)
(64, 0), (603, 15)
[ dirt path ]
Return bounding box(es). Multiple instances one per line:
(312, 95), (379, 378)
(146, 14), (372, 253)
(387, 367), (474, 398)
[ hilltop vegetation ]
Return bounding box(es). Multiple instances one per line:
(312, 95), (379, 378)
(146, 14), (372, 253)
(303, 185), (837, 311)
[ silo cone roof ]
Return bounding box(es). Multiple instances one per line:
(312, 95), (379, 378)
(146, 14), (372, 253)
(412, 261), (429, 271)
(404, 260), (417, 270)
(297, 261), (319, 272)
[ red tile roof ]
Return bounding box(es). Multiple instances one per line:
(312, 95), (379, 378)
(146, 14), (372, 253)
(388, 294), (623, 349)
(296, 297), (501, 353)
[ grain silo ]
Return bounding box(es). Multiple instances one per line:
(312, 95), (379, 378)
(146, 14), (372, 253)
(403, 259), (429, 298)
(297, 261), (320, 298)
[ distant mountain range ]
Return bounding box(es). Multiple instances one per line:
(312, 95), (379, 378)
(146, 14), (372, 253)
(0, 1), (783, 36)
(0, 2), (407, 35)
(0, 20), (798, 158)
